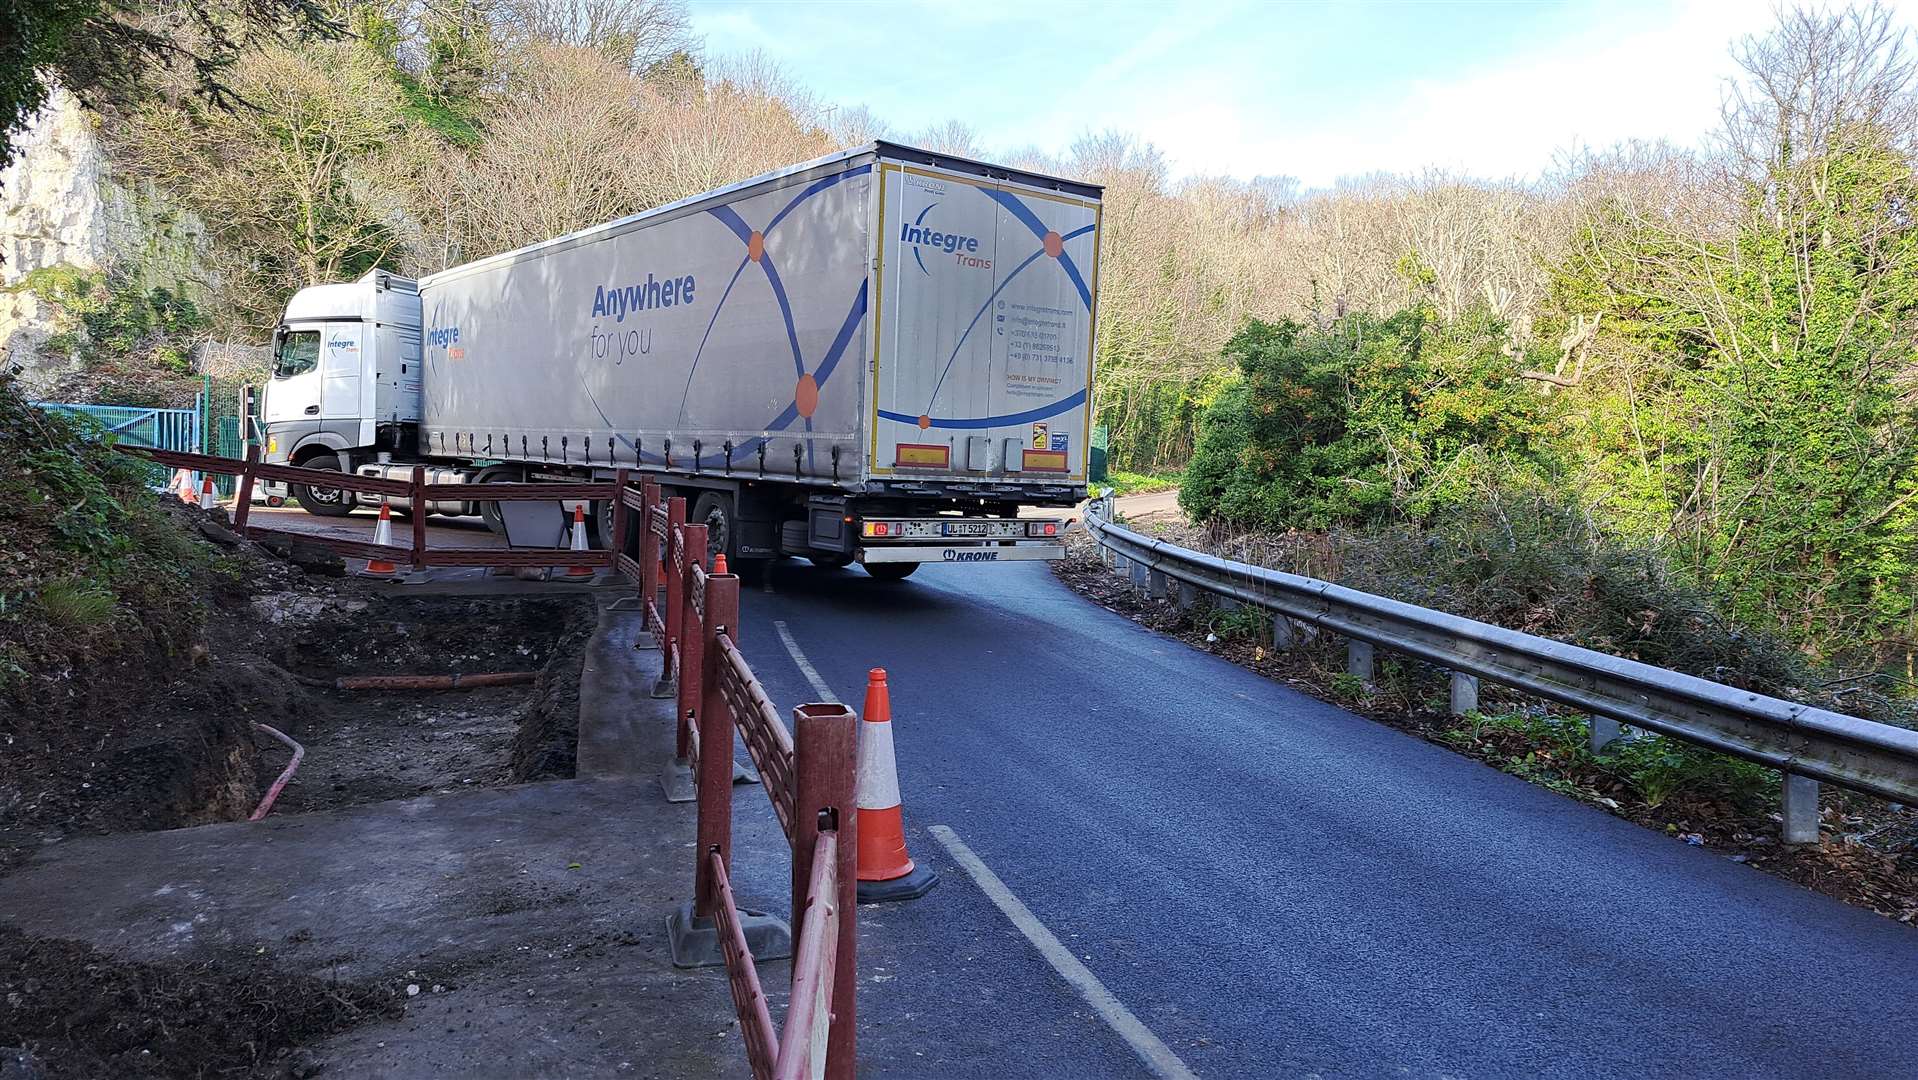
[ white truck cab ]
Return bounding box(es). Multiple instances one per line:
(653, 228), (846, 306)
(262, 270), (424, 514)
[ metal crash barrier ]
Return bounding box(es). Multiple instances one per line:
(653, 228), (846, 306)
(1085, 503), (1918, 846)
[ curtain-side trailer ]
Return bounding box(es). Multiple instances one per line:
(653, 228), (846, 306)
(258, 141), (1102, 577)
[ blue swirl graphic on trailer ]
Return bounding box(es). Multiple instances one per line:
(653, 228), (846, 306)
(879, 187), (1095, 432)
(581, 164), (873, 470)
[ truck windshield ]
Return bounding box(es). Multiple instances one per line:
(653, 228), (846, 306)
(273, 329), (320, 378)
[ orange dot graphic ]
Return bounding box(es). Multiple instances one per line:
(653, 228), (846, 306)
(748, 231), (765, 262)
(1043, 230), (1064, 258)
(794, 373), (819, 418)
(917, 414), (932, 430)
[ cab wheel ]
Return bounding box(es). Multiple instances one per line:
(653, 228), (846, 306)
(291, 452), (356, 518)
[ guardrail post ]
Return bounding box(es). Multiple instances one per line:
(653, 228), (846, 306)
(793, 703), (858, 1080)
(1128, 558), (1148, 590)
(1270, 615), (1295, 651)
(694, 558), (737, 917)
(1781, 773), (1820, 846)
(1346, 640), (1374, 683)
(1449, 673), (1479, 715)
(1590, 716), (1623, 754)
(1146, 568), (1168, 600)
(1174, 579), (1200, 610)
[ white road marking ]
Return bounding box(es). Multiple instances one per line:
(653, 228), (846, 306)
(927, 825), (1201, 1080)
(773, 620), (838, 703)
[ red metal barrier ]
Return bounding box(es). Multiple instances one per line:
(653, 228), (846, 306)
(629, 498), (857, 1080)
(119, 445), (621, 573)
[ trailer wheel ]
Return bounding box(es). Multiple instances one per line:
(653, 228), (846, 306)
(291, 453), (356, 518)
(807, 553), (854, 570)
(865, 563), (917, 581)
(691, 492), (734, 565)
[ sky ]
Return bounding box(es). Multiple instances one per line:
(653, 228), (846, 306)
(687, 0), (1819, 188)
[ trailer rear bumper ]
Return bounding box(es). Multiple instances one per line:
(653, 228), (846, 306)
(858, 543), (1065, 565)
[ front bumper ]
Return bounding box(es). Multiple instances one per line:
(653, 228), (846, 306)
(858, 543), (1065, 564)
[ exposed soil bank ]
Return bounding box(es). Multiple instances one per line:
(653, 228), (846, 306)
(266, 595), (595, 814)
(0, 924), (399, 1080)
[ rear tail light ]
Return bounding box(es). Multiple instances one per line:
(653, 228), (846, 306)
(1027, 521), (1061, 537)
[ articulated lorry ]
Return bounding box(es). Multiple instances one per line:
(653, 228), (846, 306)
(260, 141), (1101, 577)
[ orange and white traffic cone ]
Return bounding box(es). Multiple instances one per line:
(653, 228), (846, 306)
(175, 469), (197, 504)
(855, 668), (938, 902)
(198, 477), (219, 511)
(360, 503), (401, 578)
(560, 504), (595, 581)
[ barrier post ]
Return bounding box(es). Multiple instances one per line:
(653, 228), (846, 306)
(793, 703), (859, 1080)
(694, 561), (739, 917)
(639, 480), (662, 626)
(231, 445), (260, 533)
(409, 466), (428, 567)
(609, 469), (631, 566)
(676, 521), (711, 765)
(658, 496), (689, 692)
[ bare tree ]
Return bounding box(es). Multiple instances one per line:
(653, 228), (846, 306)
(493, 0), (693, 70)
(1720, 1), (1917, 177)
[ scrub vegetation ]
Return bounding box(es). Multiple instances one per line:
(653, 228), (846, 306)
(1179, 5), (1918, 674)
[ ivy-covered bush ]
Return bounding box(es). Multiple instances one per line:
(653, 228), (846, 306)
(1180, 306), (1556, 530)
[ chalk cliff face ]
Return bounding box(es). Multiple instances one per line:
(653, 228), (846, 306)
(0, 89), (208, 396)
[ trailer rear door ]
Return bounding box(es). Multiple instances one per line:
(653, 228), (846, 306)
(871, 159), (1099, 484)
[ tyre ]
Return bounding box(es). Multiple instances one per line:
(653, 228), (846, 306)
(475, 466), (521, 536)
(807, 552), (854, 570)
(291, 452), (356, 518)
(865, 562), (918, 581)
(690, 491), (735, 565)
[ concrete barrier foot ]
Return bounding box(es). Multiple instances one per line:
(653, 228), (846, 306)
(658, 756), (695, 803)
(666, 901), (790, 969)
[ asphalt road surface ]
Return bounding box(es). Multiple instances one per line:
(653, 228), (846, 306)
(726, 557), (1918, 1080)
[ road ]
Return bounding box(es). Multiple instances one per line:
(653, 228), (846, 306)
(1116, 486), (1183, 525)
(726, 557), (1918, 1080)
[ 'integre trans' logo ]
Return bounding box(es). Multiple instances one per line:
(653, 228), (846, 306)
(901, 203), (991, 273)
(426, 324), (463, 360)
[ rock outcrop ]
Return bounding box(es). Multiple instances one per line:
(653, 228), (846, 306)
(1, 89), (209, 395)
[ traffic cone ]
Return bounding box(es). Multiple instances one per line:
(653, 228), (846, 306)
(175, 469), (197, 504)
(712, 553), (728, 575)
(560, 505), (595, 580)
(854, 668), (937, 902)
(360, 503), (400, 578)
(198, 477), (218, 510)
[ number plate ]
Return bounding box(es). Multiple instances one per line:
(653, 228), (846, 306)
(944, 522), (990, 537)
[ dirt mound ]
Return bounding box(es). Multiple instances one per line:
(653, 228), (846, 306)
(0, 924), (399, 1079)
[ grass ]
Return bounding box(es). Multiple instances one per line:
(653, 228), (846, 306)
(1099, 469), (1182, 496)
(38, 578), (117, 631)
